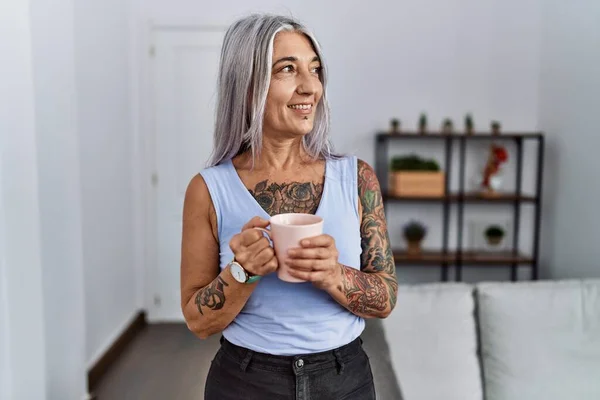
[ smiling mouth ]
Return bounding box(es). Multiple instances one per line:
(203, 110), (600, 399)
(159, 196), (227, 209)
(287, 104), (313, 116)
(288, 104), (313, 110)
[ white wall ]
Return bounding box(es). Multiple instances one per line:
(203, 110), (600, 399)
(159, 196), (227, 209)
(28, 0), (88, 397)
(1, 0), (135, 396)
(0, 0), (47, 397)
(134, 0), (543, 283)
(0, 205), (9, 400)
(73, 0), (138, 365)
(0, 224), (10, 400)
(538, 0), (600, 278)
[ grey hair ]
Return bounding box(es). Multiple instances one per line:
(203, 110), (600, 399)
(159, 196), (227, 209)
(207, 13), (337, 167)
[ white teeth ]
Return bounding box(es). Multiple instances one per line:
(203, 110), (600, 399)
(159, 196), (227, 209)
(288, 104), (312, 110)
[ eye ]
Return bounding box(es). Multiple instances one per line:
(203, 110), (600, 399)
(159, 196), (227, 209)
(281, 65), (295, 73)
(311, 66), (322, 74)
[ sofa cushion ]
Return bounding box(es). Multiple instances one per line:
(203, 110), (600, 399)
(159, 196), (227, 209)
(384, 283), (483, 400)
(477, 279), (600, 400)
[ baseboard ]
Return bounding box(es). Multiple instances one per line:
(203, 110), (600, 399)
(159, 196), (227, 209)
(87, 310), (147, 392)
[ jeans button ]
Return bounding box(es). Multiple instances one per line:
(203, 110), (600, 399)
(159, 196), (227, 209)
(295, 359), (304, 368)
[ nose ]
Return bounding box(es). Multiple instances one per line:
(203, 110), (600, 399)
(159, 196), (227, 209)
(295, 70), (319, 96)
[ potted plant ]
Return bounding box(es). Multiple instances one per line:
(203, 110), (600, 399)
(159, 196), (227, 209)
(465, 113), (474, 135)
(491, 120), (501, 135)
(403, 220), (427, 255)
(485, 225), (505, 246)
(418, 113), (427, 134)
(390, 118), (400, 134)
(389, 154), (445, 197)
(442, 118), (453, 134)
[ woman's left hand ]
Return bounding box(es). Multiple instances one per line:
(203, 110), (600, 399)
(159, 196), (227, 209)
(285, 234), (342, 291)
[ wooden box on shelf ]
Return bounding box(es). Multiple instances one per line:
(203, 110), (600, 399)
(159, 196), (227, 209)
(389, 171), (445, 197)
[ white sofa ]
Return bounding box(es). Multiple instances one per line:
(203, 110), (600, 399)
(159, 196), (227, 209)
(383, 279), (600, 400)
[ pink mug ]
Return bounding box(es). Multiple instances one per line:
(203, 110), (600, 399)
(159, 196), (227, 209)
(254, 213), (324, 283)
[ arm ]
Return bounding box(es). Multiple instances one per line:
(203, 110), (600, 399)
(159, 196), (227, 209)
(180, 175), (267, 339)
(285, 160), (398, 319)
(333, 159), (398, 318)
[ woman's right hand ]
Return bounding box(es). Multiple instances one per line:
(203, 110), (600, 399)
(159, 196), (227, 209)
(229, 216), (278, 276)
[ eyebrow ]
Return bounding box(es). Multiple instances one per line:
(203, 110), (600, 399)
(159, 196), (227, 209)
(272, 55), (320, 68)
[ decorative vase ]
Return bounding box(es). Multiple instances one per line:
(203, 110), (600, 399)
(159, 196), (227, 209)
(486, 235), (503, 246)
(406, 239), (422, 255)
(478, 172), (503, 197)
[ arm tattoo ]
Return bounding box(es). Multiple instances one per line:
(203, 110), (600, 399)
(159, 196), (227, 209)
(249, 180), (323, 216)
(355, 159), (398, 310)
(341, 265), (387, 314)
(195, 277), (229, 315)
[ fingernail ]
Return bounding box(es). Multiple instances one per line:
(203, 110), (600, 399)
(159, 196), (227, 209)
(287, 249), (296, 256)
(301, 240), (309, 246)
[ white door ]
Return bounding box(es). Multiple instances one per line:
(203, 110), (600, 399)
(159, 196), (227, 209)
(149, 27), (225, 321)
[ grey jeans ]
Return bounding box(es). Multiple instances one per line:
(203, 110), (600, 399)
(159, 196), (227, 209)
(204, 336), (376, 400)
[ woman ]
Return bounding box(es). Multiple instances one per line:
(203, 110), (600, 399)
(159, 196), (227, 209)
(180, 13), (398, 400)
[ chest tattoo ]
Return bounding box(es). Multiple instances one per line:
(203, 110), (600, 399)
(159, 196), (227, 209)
(249, 180), (324, 216)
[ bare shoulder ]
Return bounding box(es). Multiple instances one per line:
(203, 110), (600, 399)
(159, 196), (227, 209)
(357, 159), (382, 198)
(183, 173), (218, 239)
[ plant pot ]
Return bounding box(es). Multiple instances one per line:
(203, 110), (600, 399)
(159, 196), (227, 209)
(466, 127), (474, 135)
(390, 171), (445, 197)
(406, 239), (422, 255)
(492, 126), (500, 135)
(486, 235), (503, 246)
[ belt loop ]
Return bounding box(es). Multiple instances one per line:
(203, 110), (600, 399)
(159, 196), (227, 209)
(333, 349), (344, 375)
(239, 349), (253, 372)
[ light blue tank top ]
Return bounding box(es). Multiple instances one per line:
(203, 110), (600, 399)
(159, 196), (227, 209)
(199, 155), (365, 355)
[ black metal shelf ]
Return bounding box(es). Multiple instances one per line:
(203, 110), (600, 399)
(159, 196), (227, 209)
(383, 192), (538, 203)
(377, 131), (543, 140)
(375, 131), (545, 282)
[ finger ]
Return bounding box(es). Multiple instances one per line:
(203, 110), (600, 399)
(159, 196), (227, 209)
(242, 216), (270, 231)
(289, 259), (332, 271)
(240, 228), (266, 247)
(253, 245), (275, 267)
(245, 236), (271, 254)
(286, 267), (313, 281)
(229, 234), (242, 254)
(287, 247), (329, 260)
(286, 258), (315, 272)
(300, 234), (334, 248)
(264, 257), (278, 272)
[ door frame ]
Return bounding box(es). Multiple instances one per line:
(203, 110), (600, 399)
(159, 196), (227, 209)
(134, 19), (228, 321)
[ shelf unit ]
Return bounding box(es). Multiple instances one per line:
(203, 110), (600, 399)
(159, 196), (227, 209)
(375, 131), (545, 282)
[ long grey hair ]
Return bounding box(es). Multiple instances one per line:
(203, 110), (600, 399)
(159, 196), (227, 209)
(207, 14), (336, 167)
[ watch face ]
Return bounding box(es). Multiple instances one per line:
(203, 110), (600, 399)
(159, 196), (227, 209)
(230, 262), (246, 283)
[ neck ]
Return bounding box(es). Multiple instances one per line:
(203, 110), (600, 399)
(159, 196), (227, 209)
(240, 135), (314, 170)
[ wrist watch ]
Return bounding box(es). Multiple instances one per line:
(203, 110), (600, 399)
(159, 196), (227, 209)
(229, 260), (261, 284)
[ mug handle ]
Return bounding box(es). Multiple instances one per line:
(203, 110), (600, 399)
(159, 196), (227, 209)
(253, 227), (273, 245)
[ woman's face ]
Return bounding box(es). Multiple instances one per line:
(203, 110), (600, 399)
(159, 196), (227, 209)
(263, 31), (323, 139)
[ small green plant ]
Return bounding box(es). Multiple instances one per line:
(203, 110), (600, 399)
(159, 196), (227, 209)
(390, 118), (400, 133)
(403, 220), (427, 242)
(465, 113), (474, 132)
(442, 118), (453, 133)
(491, 120), (501, 135)
(485, 225), (505, 238)
(390, 154), (440, 172)
(418, 113), (427, 132)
